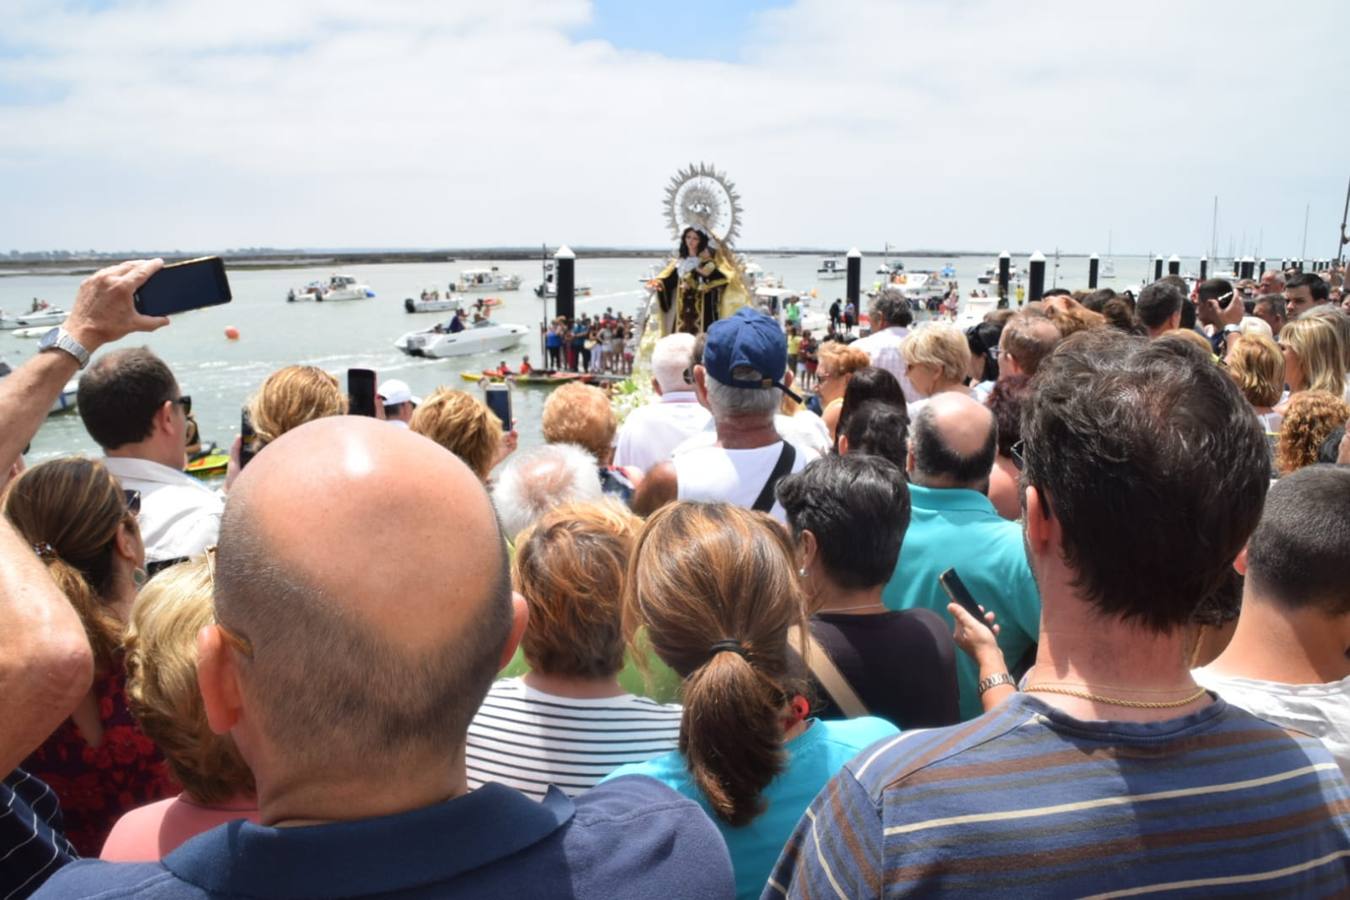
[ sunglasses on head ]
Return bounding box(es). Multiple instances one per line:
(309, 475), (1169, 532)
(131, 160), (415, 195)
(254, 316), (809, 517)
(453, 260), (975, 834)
(123, 489), (141, 517)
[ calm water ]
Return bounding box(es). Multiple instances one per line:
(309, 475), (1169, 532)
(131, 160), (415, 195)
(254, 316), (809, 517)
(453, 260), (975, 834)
(2, 252), (1197, 464)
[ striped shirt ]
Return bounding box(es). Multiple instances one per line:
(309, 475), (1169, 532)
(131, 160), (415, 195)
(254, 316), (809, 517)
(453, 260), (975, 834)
(465, 678), (682, 800)
(2, 769), (76, 900)
(766, 693), (1350, 898)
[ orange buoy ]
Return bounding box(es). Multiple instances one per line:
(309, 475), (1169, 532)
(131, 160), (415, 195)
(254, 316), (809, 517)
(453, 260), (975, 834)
(224, 326), (240, 340)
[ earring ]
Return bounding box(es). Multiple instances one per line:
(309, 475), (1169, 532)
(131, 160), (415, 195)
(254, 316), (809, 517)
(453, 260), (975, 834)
(798, 568), (807, 578)
(132, 567), (147, 588)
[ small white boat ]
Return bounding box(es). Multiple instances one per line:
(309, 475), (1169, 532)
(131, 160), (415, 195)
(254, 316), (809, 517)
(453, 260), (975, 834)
(534, 279), (593, 299)
(287, 275), (373, 302)
(404, 289), (463, 314)
(0, 307), (68, 330)
(816, 258), (846, 280)
(873, 271), (948, 304)
(395, 320), (530, 358)
(1101, 259), (1117, 279)
(11, 326), (52, 339)
(449, 267), (521, 293)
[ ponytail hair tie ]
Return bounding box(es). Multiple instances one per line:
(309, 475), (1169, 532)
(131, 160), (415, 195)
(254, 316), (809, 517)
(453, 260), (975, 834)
(32, 542), (57, 561)
(708, 639), (747, 659)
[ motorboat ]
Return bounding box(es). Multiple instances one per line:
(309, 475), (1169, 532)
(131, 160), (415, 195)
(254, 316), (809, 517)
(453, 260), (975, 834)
(0, 307), (68, 330)
(287, 275), (374, 302)
(753, 286), (802, 322)
(872, 270), (949, 304)
(876, 260), (905, 278)
(816, 258), (846, 280)
(1101, 259), (1117, 279)
(448, 267), (521, 293)
(0, 359), (76, 413)
(977, 266), (996, 284)
(534, 279), (593, 299)
(404, 290), (463, 314)
(395, 319), (530, 358)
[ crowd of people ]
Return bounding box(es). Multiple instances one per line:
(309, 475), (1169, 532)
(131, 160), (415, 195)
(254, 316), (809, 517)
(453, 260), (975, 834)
(1, 257), (1348, 898)
(544, 310), (638, 375)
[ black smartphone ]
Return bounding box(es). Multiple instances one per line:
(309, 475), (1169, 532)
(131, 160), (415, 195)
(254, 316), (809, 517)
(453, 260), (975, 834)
(347, 368), (379, 417)
(483, 382), (512, 432)
(134, 257), (232, 317)
(239, 409), (257, 468)
(938, 568), (985, 621)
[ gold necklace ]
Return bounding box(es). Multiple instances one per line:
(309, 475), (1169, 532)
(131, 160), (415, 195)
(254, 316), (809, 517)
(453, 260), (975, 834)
(1024, 683), (1209, 710)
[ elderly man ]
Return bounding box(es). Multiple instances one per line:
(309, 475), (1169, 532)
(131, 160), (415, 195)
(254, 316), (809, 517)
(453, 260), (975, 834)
(850, 292), (918, 401)
(1259, 268), (1287, 296)
(1196, 465), (1350, 777)
(36, 417), (733, 898)
(996, 311), (1061, 379)
(771, 331), (1350, 897)
(491, 443), (604, 541)
(633, 308), (807, 522)
(881, 392), (1040, 719)
(1253, 292), (1288, 337)
(377, 378), (420, 426)
(78, 346), (222, 572)
(613, 332), (711, 472)
(0, 260), (168, 898)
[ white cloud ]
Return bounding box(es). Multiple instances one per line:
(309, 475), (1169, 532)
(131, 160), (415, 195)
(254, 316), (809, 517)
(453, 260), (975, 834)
(1, 0), (1344, 258)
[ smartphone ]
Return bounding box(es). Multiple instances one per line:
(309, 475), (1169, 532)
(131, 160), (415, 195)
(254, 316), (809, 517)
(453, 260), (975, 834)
(347, 368), (378, 418)
(239, 408), (257, 468)
(938, 568), (985, 621)
(483, 382), (512, 432)
(134, 257), (232, 317)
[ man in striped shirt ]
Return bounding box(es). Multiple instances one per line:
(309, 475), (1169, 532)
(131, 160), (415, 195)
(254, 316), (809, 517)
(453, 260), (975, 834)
(768, 331), (1350, 897)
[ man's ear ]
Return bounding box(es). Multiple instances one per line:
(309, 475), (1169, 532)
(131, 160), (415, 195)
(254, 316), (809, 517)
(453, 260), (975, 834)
(837, 433), (851, 455)
(197, 625), (244, 735)
(153, 400), (175, 438)
(798, 529), (819, 572)
(693, 365), (709, 404)
(1232, 545), (1249, 576)
(499, 592), (529, 671)
(1023, 485), (1060, 558)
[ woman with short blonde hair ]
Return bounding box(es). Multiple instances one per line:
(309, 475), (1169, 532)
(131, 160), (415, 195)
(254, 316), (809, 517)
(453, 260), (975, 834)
(814, 342), (870, 441)
(1226, 334), (1285, 432)
(1278, 317), (1346, 409)
(102, 554), (259, 860)
(902, 322), (974, 418)
(464, 501), (680, 800)
(247, 365), (347, 447)
(410, 388), (502, 481)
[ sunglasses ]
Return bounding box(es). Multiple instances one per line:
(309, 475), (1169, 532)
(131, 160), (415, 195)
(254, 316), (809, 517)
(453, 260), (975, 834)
(172, 395), (192, 416)
(123, 489), (141, 517)
(1010, 440), (1025, 471)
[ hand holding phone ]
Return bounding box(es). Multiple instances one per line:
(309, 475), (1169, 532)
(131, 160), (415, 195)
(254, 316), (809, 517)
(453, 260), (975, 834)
(938, 568), (986, 621)
(483, 383), (513, 432)
(133, 257), (232, 317)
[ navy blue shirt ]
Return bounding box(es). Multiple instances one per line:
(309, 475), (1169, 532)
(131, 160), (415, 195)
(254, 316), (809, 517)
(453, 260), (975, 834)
(32, 777), (733, 899)
(1, 769), (77, 900)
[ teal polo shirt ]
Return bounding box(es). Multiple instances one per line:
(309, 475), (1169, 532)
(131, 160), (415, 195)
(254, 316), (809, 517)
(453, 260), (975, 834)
(882, 483), (1041, 720)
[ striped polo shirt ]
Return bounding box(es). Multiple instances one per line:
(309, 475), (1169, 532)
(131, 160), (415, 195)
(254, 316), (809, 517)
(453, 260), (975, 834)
(766, 693), (1350, 897)
(465, 677), (681, 800)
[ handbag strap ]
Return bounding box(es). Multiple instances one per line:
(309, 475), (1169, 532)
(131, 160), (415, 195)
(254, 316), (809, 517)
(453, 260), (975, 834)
(787, 626), (869, 719)
(751, 441), (796, 513)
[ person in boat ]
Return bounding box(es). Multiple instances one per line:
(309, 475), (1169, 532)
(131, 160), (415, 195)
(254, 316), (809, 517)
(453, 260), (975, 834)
(519, 356), (534, 375)
(449, 312), (466, 334)
(650, 226), (748, 336)
(493, 361), (512, 377)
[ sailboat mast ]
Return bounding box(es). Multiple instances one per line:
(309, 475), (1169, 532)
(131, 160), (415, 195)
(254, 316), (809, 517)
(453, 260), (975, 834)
(1301, 203), (1310, 261)
(1210, 197), (1218, 262)
(1338, 177), (1350, 267)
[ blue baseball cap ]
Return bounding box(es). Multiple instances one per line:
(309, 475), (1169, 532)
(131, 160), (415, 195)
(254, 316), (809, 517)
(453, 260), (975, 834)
(703, 307), (801, 402)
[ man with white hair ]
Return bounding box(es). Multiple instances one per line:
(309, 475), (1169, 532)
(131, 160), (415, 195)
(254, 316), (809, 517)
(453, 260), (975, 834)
(850, 291), (919, 402)
(491, 443), (604, 541)
(632, 308), (808, 523)
(612, 333), (711, 472)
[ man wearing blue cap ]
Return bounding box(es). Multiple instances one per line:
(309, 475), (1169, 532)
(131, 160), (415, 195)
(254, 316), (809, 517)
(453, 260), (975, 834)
(632, 308), (807, 523)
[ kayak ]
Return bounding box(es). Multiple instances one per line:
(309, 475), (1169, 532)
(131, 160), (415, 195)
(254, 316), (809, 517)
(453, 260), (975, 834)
(460, 371), (584, 386)
(186, 451), (229, 479)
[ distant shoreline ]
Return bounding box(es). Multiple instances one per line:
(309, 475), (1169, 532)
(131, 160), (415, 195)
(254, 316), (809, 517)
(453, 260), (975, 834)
(0, 248), (1113, 278)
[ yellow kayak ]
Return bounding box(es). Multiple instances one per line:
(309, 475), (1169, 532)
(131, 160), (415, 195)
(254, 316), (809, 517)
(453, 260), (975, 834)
(186, 451), (229, 479)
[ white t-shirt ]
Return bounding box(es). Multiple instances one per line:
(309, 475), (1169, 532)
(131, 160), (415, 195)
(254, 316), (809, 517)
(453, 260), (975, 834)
(465, 678), (681, 800)
(103, 456), (224, 565)
(850, 326), (919, 403)
(672, 414), (827, 462)
(613, 391), (711, 472)
(1194, 668), (1350, 779)
(673, 440), (810, 523)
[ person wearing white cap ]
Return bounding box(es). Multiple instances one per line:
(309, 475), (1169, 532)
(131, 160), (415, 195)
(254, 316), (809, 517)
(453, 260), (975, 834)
(378, 379), (420, 427)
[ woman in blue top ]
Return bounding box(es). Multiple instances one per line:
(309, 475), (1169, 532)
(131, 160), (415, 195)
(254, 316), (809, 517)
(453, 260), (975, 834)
(604, 503), (897, 900)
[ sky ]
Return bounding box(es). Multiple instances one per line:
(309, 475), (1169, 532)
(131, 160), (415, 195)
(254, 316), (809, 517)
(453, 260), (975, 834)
(0, 0), (1346, 257)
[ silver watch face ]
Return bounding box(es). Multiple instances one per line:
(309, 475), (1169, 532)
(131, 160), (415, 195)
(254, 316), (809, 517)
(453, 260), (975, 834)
(38, 326), (60, 350)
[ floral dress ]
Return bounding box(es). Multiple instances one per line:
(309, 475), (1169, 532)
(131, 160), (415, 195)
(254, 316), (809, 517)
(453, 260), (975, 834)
(22, 655), (177, 856)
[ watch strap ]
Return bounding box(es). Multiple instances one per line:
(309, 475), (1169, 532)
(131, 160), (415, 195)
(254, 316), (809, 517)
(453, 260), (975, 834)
(41, 327), (90, 369)
(978, 672), (1016, 695)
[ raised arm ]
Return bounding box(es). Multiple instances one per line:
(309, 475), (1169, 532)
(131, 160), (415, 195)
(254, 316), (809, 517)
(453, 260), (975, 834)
(0, 515), (94, 776)
(0, 259), (168, 474)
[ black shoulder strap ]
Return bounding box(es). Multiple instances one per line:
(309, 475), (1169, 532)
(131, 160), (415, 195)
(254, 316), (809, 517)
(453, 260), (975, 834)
(752, 441), (797, 513)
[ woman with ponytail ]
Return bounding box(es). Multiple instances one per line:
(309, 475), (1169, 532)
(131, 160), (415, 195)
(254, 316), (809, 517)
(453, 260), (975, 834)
(603, 502), (897, 899)
(4, 457), (176, 855)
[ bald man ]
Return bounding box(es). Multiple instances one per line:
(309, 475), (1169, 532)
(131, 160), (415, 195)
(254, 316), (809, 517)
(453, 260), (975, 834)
(881, 394), (1042, 719)
(36, 418), (733, 899)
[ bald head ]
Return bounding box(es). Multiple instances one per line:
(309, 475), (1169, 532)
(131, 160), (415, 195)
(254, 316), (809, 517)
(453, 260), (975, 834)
(216, 416), (512, 771)
(910, 393), (998, 492)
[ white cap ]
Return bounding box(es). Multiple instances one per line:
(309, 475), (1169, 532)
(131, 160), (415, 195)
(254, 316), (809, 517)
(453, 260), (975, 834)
(378, 378), (421, 407)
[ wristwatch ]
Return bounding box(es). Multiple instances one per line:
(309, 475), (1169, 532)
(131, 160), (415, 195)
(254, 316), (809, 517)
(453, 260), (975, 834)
(978, 672), (1016, 695)
(38, 327), (91, 370)
(1222, 324), (1242, 336)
